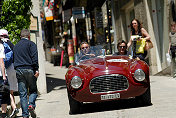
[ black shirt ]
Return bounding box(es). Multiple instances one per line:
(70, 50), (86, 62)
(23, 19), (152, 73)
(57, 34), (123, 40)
(13, 38), (39, 72)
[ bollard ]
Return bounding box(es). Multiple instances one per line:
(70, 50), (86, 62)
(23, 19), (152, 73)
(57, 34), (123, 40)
(60, 50), (64, 68)
(67, 39), (74, 65)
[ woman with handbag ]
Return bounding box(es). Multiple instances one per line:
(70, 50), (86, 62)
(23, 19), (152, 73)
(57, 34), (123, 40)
(127, 19), (151, 61)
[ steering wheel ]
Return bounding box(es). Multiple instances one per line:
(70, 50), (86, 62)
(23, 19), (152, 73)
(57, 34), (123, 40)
(79, 54), (95, 62)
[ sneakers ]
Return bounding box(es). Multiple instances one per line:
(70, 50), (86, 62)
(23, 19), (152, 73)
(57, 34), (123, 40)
(1, 113), (8, 118)
(28, 105), (36, 118)
(10, 108), (19, 118)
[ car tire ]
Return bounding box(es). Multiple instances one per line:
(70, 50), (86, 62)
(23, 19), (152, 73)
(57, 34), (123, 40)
(67, 92), (82, 114)
(135, 86), (151, 106)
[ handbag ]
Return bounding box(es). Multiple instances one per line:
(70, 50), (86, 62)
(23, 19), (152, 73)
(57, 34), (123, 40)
(136, 38), (146, 54)
(144, 40), (153, 50)
(166, 53), (171, 66)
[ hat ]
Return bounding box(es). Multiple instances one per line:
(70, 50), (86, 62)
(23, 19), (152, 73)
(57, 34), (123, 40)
(0, 29), (8, 36)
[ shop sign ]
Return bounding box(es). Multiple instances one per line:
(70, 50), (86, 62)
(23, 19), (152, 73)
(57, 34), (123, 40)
(72, 7), (85, 19)
(95, 12), (103, 28)
(44, 6), (54, 21)
(44, 0), (54, 21)
(30, 15), (38, 31)
(101, 2), (108, 27)
(62, 9), (72, 22)
(59, 5), (62, 14)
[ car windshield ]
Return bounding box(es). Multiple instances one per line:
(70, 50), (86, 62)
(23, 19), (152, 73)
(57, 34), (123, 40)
(75, 45), (105, 64)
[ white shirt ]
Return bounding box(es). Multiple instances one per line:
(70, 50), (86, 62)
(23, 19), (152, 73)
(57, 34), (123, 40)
(0, 44), (5, 76)
(169, 32), (176, 46)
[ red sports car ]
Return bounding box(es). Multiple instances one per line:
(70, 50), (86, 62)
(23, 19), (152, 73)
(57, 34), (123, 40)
(65, 46), (151, 114)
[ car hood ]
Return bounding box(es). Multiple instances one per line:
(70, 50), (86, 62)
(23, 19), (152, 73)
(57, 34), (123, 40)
(76, 55), (134, 76)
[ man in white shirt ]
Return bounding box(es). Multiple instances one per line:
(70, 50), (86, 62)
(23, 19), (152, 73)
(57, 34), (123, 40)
(168, 22), (176, 78)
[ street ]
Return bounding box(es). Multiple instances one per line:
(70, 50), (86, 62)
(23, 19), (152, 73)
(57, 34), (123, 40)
(17, 61), (176, 118)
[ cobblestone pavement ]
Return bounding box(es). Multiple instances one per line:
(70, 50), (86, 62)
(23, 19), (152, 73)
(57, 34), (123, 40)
(17, 61), (176, 118)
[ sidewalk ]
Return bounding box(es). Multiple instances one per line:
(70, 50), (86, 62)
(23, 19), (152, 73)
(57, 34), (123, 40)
(8, 61), (68, 117)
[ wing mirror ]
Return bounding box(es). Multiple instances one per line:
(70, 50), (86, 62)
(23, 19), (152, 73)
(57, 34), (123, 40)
(101, 49), (106, 57)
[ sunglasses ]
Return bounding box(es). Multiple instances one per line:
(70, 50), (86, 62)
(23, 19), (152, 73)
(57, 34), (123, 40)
(132, 22), (137, 25)
(119, 46), (126, 48)
(81, 47), (89, 50)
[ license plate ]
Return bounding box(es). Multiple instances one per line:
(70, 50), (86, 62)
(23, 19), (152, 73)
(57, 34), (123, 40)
(101, 93), (120, 100)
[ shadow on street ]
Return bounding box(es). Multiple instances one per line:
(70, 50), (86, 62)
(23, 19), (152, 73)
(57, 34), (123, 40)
(78, 99), (152, 115)
(46, 74), (66, 93)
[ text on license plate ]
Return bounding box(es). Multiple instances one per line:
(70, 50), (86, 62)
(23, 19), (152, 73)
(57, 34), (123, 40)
(101, 93), (120, 100)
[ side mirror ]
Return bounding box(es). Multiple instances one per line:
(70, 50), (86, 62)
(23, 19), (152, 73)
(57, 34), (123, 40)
(76, 61), (80, 65)
(101, 49), (106, 57)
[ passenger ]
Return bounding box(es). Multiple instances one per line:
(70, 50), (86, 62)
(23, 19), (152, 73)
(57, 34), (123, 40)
(127, 19), (151, 61)
(114, 40), (129, 55)
(75, 41), (95, 63)
(168, 21), (176, 78)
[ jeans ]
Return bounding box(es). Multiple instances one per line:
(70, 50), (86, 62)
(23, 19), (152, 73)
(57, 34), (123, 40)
(170, 46), (176, 77)
(16, 69), (38, 117)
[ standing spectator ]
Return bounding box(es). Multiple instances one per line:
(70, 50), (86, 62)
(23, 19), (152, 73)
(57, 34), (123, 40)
(13, 29), (39, 118)
(127, 19), (151, 61)
(168, 21), (176, 78)
(0, 29), (19, 117)
(0, 38), (10, 118)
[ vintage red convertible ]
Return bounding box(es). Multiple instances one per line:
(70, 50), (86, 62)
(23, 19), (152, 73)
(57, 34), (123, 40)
(65, 46), (151, 114)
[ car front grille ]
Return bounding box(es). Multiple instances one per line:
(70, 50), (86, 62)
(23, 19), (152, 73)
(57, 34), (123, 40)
(89, 74), (129, 94)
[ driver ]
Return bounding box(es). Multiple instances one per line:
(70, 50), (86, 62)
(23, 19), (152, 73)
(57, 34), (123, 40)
(75, 41), (95, 63)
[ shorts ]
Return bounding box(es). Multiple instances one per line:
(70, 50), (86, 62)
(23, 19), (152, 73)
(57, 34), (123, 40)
(136, 51), (147, 61)
(6, 64), (18, 91)
(0, 77), (10, 105)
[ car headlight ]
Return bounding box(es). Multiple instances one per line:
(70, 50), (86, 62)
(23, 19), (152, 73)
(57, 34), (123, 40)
(71, 76), (82, 89)
(134, 69), (145, 81)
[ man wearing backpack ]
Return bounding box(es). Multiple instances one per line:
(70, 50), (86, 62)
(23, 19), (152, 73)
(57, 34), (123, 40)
(13, 29), (39, 118)
(0, 29), (19, 117)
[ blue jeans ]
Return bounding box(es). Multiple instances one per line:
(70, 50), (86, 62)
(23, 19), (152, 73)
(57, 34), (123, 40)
(16, 69), (38, 117)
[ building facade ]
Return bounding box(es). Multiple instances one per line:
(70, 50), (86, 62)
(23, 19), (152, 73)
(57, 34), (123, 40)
(43, 0), (174, 75)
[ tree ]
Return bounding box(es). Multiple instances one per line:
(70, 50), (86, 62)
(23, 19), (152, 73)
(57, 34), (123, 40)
(0, 0), (32, 44)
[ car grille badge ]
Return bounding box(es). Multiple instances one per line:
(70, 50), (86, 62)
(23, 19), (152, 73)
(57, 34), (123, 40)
(106, 66), (108, 70)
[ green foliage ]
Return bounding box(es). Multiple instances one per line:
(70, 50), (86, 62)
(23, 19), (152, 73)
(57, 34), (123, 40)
(0, 0), (32, 44)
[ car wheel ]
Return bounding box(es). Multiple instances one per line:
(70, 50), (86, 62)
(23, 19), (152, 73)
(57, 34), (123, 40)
(135, 87), (151, 106)
(67, 92), (82, 114)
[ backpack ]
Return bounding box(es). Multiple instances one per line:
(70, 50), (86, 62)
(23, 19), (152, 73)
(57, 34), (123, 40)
(3, 42), (13, 68)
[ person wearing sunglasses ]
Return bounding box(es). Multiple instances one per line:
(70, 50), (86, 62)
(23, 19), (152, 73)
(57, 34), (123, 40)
(114, 40), (129, 56)
(75, 41), (95, 63)
(80, 42), (91, 55)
